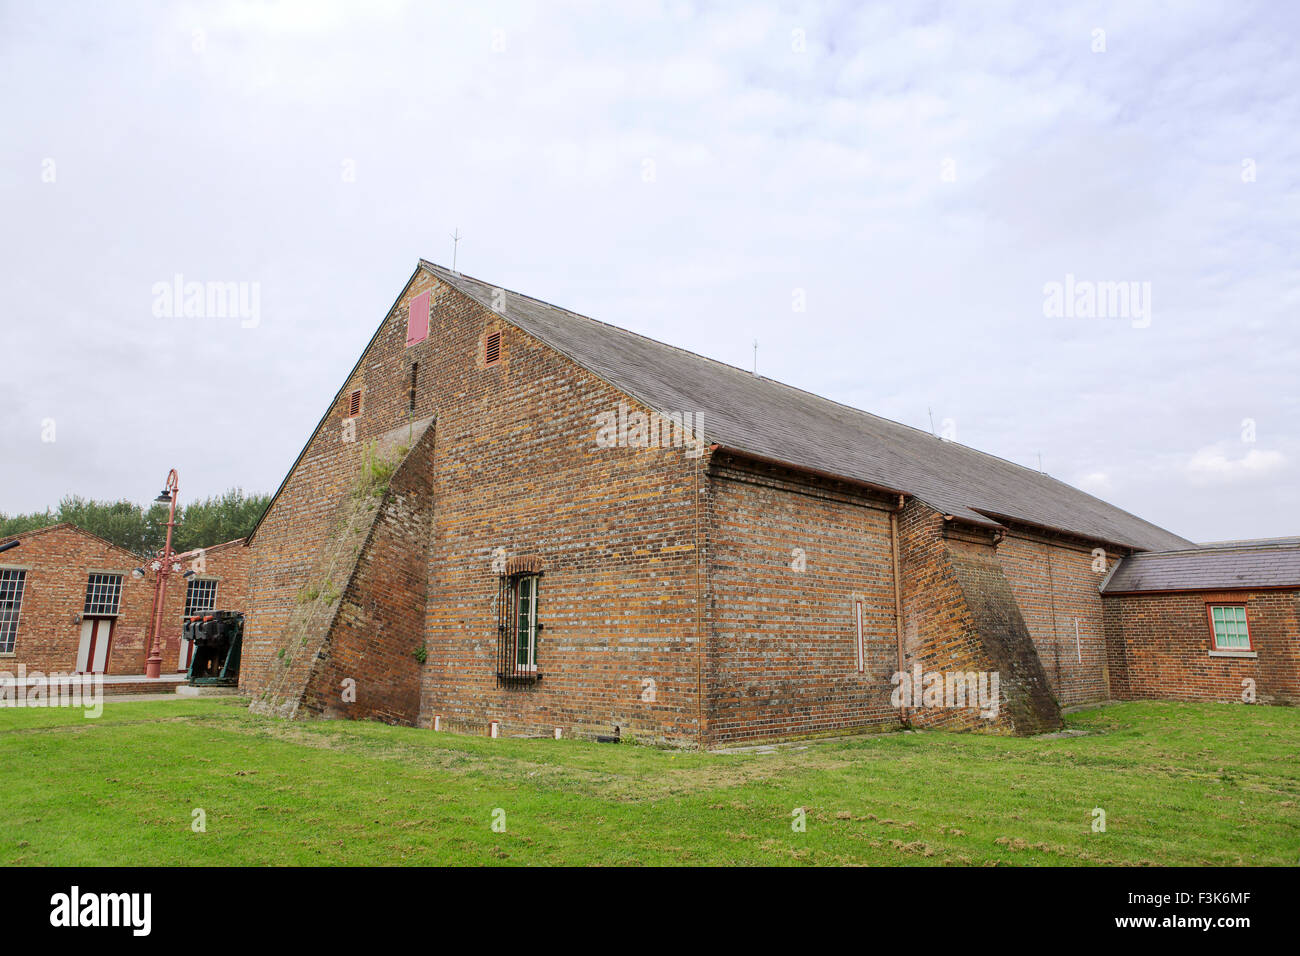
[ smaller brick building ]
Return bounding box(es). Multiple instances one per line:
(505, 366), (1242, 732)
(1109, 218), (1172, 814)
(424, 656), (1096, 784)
(0, 524), (251, 682)
(1101, 538), (1300, 705)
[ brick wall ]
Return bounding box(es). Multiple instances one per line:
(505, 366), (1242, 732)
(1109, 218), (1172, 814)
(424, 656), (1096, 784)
(0, 525), (152, 674)
(704, 456), (900, 743)
(997, 530), (1119, 706)
(1104, 588), (1300, 705)
(245, 269), (706, 744)
(418, 285), (704, 744)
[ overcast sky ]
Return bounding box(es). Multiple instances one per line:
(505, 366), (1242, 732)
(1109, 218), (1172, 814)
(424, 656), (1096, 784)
(1, 0), (1296, 543)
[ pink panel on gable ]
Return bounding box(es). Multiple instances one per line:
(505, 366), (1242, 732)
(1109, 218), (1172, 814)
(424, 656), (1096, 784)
(406, 291), (431, 345)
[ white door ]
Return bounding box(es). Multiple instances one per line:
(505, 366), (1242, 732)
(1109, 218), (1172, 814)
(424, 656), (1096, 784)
(76, 618), (112, 674)
(178, 628), (194, 672)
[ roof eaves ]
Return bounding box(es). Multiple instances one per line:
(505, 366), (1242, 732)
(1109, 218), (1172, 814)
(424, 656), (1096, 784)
(711, 444), (911, 502)
(973, 508), (1142, 554)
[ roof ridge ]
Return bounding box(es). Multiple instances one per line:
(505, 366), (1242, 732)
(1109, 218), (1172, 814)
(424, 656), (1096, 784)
(1138, 540), (1300, 558)
(1196, 536), (1300, 548)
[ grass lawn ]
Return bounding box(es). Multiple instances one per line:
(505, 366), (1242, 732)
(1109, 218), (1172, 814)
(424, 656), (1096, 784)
(1, 698), (1296, 866)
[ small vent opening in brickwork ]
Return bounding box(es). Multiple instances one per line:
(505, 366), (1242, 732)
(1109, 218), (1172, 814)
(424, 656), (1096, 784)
(485, 331), (502, 366)
(348, 389), (362, 416)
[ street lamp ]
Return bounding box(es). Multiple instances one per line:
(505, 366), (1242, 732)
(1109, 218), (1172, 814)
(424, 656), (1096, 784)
(143, 469), (180, 679)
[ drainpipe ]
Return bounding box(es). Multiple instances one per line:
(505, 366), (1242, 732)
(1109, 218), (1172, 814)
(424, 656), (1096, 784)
(890, 495), (909, 726)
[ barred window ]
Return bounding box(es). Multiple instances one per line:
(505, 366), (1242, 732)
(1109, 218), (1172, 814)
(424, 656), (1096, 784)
(496, 565), (542, 683)
(83, 573), (123, 616)
(0, 569), (26, 653)
(184, 578), (219, 617)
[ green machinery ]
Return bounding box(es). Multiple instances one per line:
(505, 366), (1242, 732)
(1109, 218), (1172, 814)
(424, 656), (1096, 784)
(183, 610), (244, 686)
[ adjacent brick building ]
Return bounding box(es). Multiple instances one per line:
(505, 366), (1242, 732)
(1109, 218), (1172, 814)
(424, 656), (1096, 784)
(0, 524), (251, 683)
(240, 260), (1296, 746)
(1101, 538), (1300, 705)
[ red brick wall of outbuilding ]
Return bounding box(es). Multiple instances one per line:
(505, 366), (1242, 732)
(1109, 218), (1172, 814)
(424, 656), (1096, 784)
(1104, 588), (1299, 705)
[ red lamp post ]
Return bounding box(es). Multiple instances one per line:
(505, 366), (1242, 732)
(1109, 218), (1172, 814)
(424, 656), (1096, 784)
(143, 469), (181, 680)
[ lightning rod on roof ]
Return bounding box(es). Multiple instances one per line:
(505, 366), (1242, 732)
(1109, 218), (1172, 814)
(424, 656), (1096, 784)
(928, 407), (936, 436)
(451, 227), (462, 273)
(753, 339), (758, 375)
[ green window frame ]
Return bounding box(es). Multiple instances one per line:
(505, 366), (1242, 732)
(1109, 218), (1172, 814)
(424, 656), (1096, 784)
(1208, 605), (1251, 651)
(514, 575), (538, 670)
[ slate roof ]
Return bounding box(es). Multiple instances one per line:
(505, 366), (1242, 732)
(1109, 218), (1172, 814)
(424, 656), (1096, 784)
(420, 261), (1194, 553)
(1102, 538), (1300, 594)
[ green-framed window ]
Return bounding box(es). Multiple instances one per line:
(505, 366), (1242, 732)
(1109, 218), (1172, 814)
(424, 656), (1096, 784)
(514, 575), (538, 670)
(1208, 605), (1250, 650)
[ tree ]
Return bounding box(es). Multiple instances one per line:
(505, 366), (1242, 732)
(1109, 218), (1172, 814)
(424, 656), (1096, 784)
(0, 489), (270, 556)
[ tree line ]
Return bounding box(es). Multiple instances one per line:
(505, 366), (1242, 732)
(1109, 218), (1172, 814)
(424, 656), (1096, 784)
(0, 488), (270, 557)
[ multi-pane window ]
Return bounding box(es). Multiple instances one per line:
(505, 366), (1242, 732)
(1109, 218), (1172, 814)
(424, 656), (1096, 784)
(1209, 605), (1251, 650)
(184, 578), (219, 617)
(0, 569), (26, 653)
(514, 575), (538, 670)
(83, 573), (123, 616)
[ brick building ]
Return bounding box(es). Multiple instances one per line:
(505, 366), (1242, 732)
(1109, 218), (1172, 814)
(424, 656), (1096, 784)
(240, 260), (1296, 746)
(0, 524), (251, 688)
(1101, 538), (1300, 705)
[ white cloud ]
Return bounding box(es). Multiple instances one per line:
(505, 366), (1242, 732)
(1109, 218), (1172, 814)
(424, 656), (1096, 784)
(1186, 444), (1287, 485)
